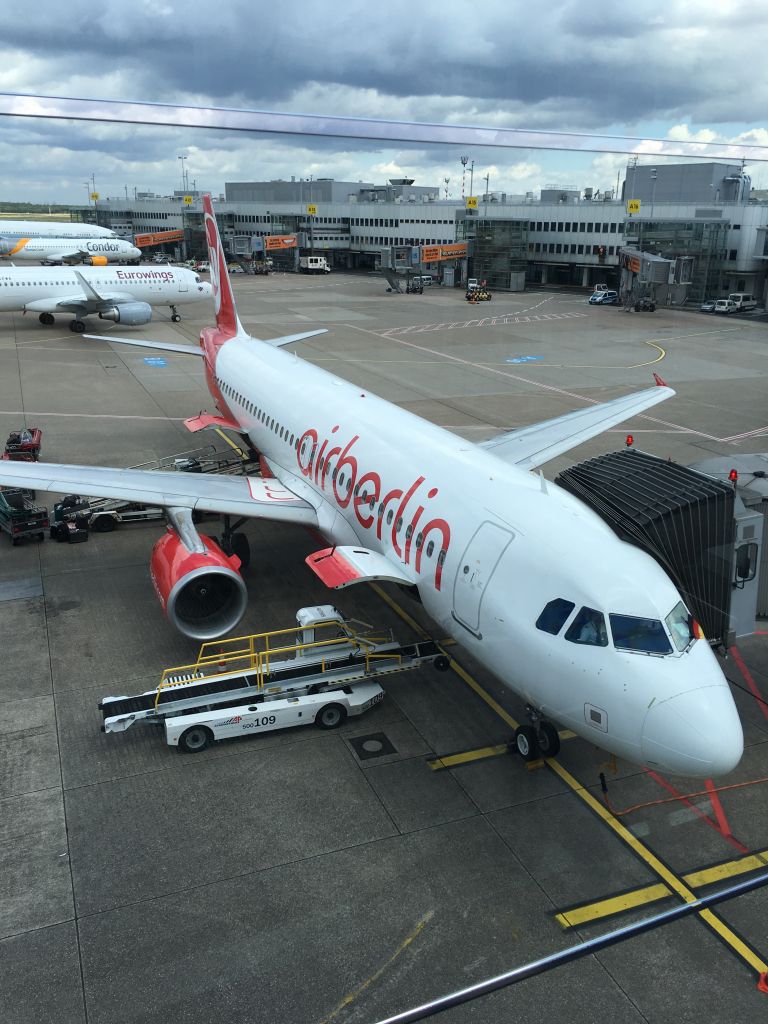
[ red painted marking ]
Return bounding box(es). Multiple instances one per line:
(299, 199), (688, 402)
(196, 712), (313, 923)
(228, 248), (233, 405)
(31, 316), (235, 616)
(758, 972), (768, 994)
(704, 779), (741, 848)
(647, 771), (748, 854)
(306, 548), (359, 588)
(730, 644), (768, 723)
(259, 455), (274, 478)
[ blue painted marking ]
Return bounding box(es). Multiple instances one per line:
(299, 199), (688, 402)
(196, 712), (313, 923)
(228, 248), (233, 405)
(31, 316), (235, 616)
(506, 356), (544, 364)
(143, 357), (167, 367)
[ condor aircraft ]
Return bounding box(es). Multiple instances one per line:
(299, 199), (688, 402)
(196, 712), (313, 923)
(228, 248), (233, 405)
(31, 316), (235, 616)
(0, 218), (117, 239)
(0, 235), (141, 265)
(0, 264), (211, 330)
(0, 195), (744, 778)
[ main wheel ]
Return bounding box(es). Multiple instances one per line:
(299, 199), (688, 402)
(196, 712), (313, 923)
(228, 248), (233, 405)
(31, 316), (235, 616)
(38, 312), (55, 326)
(69, 320), (86, 334)
(537, 721), (561, 757)
(315, 703), (347, 730)
(513, 725), (540, 761)
(178, 725), (214, 753)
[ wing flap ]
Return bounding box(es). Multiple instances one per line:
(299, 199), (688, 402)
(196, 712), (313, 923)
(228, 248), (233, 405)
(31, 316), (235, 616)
(306, 546), (414, 589)
(0, 461), (318, 526)
(479, 385), (675, 470)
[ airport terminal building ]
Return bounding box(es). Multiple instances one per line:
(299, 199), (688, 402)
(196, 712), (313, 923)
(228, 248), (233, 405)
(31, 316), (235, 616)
(83, 162), (768, 304)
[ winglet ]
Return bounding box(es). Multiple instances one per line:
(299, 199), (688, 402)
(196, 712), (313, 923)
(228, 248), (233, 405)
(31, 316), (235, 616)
(653, 372), (668, 387)
(73, 270), (104, 303)
(202, 193), (244, 339)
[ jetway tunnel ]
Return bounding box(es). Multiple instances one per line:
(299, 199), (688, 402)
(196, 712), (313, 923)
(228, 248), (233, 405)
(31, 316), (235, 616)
(555, 448), (765, 647)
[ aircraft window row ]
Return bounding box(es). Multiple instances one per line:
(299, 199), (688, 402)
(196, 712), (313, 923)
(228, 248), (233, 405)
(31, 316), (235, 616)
(214, 376), (297, 448)
(536, 597), (693, 654)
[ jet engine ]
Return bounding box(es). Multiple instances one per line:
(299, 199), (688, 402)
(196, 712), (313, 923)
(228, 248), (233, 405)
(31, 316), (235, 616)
(150, 530), (248, 640)
(98, 301), (153, 325)
(89, 255), (109, 266)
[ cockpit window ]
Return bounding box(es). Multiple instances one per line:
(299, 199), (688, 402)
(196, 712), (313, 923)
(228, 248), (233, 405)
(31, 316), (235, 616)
(536, 598), (575, 635)
(610, 614), (672, 655)
(665, 601), (694, 652)
(565, 607), (608, 646)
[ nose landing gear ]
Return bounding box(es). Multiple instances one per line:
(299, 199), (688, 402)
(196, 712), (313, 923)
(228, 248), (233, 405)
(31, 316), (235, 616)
(170, 305), (181, 323)
(512, 706), (561, 761)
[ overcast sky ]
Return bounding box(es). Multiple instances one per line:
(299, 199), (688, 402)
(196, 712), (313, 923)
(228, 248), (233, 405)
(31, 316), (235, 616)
(1, 0), (767, 204)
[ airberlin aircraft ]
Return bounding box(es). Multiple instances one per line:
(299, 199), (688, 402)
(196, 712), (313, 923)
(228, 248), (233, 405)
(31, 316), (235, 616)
(0, 195), (743, 778)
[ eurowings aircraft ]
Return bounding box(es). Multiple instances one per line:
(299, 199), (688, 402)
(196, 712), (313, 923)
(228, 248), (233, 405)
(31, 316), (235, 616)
(0, 265), (211, 331)
(0, 236), (141, 265)
(0, 195), (743, 777)
(0, 218), (117, 239)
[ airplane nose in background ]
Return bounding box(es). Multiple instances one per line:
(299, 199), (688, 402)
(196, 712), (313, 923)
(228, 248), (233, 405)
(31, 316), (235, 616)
(641, 686), (743, 777)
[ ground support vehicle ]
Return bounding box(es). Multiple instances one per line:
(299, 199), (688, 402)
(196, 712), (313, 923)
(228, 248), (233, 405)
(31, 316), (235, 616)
(99, 606), (445, 751)
(4, 427), (42, 461)
(299, 256), (331, 274)
(467, 288), (492, 302)
(0, 488), (49, 545)
(50, 494), (90, 543)
(633, 297), (656, 312)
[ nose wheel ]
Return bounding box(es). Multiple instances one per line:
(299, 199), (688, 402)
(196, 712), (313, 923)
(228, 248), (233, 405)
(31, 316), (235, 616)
(170, 305), (181, 323)
(512, 707), (561, 761)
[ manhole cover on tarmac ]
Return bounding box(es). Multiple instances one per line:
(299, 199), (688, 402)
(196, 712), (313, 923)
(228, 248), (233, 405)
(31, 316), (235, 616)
(349, 732), (398, 760)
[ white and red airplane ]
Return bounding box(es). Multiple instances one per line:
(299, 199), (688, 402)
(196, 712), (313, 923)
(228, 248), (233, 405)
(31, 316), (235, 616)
(0, 195), (743, 777)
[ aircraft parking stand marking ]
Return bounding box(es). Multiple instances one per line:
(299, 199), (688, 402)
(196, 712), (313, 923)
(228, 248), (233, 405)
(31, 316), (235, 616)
(380, 310), (588, 336)
(556, 847), (768, 929)
(370, 582), (768, 981)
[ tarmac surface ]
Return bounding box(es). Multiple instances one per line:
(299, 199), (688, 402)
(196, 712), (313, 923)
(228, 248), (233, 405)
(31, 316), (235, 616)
(1, 272), (768, 1024)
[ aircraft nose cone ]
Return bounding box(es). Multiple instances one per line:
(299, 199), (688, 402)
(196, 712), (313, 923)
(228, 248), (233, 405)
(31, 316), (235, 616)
(641, 686), (743, 777)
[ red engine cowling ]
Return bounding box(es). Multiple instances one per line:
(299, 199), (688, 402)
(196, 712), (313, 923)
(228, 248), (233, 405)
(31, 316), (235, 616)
(150, 530), (247, 640)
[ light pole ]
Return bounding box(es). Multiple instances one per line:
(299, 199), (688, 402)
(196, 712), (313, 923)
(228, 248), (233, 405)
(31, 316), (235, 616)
(469, 160), (475, 197)
(460, 155), (468, 199)
(178, 154), (188, 192)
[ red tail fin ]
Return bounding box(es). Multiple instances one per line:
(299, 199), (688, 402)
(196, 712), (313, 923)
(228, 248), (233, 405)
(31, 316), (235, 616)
(202, 193), (243, 339)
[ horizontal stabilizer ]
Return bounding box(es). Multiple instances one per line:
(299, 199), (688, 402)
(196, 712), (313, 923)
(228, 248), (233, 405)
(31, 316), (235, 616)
(264, 328), (328, 348)
(479, 384), (676, 470)
(84, 333), (204, 356)
(184, 412), (242, 433)
(306, 546), (414, 589)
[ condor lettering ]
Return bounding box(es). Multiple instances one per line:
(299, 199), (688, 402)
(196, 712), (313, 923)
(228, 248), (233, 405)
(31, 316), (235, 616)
(297, 425), (451, 589)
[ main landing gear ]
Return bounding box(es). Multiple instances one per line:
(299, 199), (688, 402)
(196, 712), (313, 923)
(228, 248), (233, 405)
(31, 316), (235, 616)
(512, 706), (561, 761)
(170, 305), (181, 323)
(69, 319), (86, 333)
(38, 313), (55, 326)
(215, 515), (251, 570)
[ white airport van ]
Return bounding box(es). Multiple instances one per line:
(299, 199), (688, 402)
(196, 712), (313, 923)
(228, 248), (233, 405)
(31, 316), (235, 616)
(728, 293), (758, 311)
(714, 298), (737, 314)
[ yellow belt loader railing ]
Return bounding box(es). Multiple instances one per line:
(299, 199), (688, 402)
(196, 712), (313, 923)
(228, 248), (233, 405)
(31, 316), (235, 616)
(154, 618), (391, 708)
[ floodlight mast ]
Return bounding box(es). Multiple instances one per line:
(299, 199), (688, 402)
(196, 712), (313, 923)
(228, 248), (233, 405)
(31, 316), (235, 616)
(1, 93), (768, 161)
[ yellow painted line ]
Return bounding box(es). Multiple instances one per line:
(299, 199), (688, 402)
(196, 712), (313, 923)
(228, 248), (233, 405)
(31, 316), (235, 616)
(319, 909), (434, 1023)
(370, 587), (768, 974)
(428, 744), (510, 771)
(213, 426), (247, 457)
(558, 847), (768, 928)
(628, 340), (665, 368)
(547, 759), (768, 974)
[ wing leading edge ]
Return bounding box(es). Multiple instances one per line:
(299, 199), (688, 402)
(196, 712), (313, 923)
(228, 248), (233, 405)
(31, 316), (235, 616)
(0, 461), (318, 525)
(478, 384), (675, 470)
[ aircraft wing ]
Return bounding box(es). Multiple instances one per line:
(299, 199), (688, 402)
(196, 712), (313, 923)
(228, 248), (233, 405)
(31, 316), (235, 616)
(478, 383), (675, 470)
(0, 461), (318, 525)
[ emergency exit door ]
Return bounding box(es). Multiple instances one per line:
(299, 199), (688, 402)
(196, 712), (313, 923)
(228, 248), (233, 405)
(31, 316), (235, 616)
(452, 521), (514, 636)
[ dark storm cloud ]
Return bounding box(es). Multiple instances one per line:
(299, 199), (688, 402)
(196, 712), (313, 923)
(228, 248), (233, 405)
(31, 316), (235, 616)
(2, 0), (767, 130)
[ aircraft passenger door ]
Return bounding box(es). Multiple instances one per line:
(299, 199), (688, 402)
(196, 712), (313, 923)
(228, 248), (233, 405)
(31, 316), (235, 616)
(452, 521), (514, 637)
(178, 275), (188, 293)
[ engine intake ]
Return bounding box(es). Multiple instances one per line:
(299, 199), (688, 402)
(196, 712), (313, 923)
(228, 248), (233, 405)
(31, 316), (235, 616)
(98, 300), (152, 325)
(150, 531), (247, 640)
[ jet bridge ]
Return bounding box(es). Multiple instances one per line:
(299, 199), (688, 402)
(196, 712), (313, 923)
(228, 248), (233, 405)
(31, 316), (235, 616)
(555, 448), (763, 647)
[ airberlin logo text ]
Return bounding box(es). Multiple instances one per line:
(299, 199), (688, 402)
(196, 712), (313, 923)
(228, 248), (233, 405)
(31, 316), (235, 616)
(297, 426), (451, 590)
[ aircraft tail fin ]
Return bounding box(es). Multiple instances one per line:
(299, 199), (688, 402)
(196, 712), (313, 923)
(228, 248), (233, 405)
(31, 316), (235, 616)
(202, 193), (245, 340)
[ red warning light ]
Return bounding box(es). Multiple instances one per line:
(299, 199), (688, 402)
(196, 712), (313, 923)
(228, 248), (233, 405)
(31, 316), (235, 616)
(729, 468), (739, 484)
(625, 434), (634, 447)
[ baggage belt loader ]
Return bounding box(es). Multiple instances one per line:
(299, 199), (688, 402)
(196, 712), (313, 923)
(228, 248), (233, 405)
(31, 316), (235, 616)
(99, 605), (446, 752)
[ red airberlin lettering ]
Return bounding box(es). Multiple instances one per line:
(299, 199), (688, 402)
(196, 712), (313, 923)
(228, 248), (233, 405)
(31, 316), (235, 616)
(297, 426), (451, 589)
